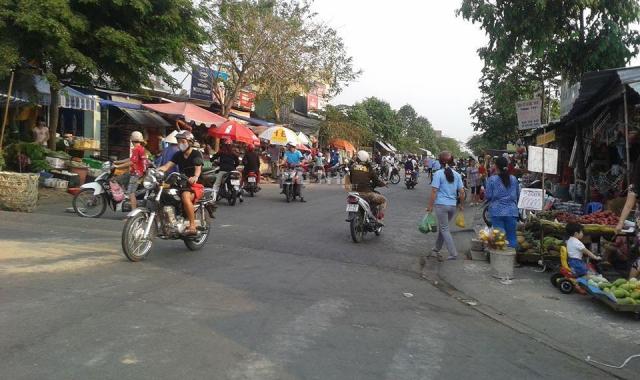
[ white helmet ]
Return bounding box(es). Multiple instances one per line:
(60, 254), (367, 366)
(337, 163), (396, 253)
(357, 150), (370, 163)
(130, 131), (144, 143)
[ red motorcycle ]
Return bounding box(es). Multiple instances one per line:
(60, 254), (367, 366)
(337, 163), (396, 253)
(244, 170), (260, 197)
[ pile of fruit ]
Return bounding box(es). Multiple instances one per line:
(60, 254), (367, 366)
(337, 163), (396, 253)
(516, 230), (540, 253)
(589, 277), (640, 305)
(578, 211), (619, 226)
(478, 228), (508, 250)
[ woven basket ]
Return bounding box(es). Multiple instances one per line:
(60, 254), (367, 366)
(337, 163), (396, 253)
(0, 171), (40, 212)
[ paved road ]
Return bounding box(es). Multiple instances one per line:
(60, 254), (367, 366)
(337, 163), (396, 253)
(0, 178), (607, 379)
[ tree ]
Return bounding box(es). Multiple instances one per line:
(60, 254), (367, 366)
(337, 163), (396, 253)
(349, 97), (401, 143)
(319, 104), (372, 146)
(466, 134), (495, 157)
(457, 0), (640, 83)
(0, 0), (205, 149)
(436, 136), (463, 158)
(396, 104), (439, 153)
(201, 0), (359, 119)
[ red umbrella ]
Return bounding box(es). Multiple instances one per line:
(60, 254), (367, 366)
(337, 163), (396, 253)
(208, 120), (259, 145)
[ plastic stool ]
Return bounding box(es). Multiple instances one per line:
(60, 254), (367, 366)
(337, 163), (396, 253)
(585, 202), (603, 215)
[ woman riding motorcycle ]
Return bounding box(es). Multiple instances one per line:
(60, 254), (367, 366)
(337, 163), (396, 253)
(242, 144), (261, 188)
(211, 139), (240, 200)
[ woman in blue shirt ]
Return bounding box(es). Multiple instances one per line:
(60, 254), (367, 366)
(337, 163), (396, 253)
(426, 151), (465, 261)
(485, 156), (520, 249)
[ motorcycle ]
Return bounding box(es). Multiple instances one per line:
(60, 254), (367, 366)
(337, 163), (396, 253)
(121, 169), (216, 262)
(282, 164), (304, 202)
(72, 161), (147, 218)
(200, 168), (243, 206)
(345, 191), (383, 243)
(404, 169), (418, 189)
(243, 170), (260, 197)
(388, 164), (401, 185)
(309, 164), (326, 183)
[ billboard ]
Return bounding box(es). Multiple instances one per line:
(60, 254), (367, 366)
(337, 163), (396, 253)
(233, 89), (256, 111)
(190, 65), (229, 101)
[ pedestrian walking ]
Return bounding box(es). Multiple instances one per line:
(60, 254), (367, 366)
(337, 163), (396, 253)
(426, 151), (465, 261)
(485, 156), (520, 249)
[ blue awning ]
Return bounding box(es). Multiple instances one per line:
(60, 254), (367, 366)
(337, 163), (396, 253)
(60, 87), (98, 111)
(230, 112), (275, 127)
(99, 99), (142, 109)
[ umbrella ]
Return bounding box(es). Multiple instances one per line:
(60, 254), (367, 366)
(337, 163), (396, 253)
(259, 126), (298, 146)
(208, 120), (260, 145)
(297, 132), (310, 145)
(329, 138), (356, 153)
(297, 144), (311, 152)
(142, 102), (227, 127)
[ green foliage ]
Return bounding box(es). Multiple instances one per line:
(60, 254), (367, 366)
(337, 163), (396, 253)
(458, 0), (640, 146)
(321, 97), (463, 155)
(3, 142), (50, 172)
(0, 0), (205, 88)
(0, 149), (5, 171)
(466, 134), (496, 157)
(200, 0), (360, 118)
(457, 0), (640, 82)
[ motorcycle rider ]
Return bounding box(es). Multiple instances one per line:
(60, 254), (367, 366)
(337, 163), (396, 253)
(281, 142), (307, 202)
(346, 150), (387, 223)
(242, 143), (261, 189)
(157, 131), (204, 236)
(211, 138), (240, 200)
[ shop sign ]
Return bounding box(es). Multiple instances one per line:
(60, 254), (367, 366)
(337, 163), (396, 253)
(536, 130), (556, 145)
(518, 188), (544, 211)
(190, 65), (229, 101)
(516, 99), (542, 130)
(307, 83), (327, 114)
(527, 146), (558, 175)
(233, 89), (256, 111)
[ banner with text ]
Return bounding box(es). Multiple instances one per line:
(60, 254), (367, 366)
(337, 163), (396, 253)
(516, 99), (542, 130)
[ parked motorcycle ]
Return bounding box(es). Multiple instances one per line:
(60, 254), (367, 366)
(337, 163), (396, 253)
(121, 169), (216, 262)
(243, 170), (260, 197)
(282, 164), (304, 202)
(200, 168), (242, 205)
(404, 169), (418, 189)
(72, 162), (147, 218)
(345, 191), (383, 243)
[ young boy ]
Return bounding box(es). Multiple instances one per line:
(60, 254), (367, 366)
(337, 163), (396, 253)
(566, 222), (601, 277)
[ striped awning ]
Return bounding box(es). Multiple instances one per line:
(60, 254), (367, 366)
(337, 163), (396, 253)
(59, 87), (99, 111)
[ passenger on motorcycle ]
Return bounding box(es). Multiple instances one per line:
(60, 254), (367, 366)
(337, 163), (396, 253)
(281, 142), (307, 202)
(347, 150), (387, 222)
(211, 139), (240, 200)
(157, 131), (204, 235)
(404, 155), (418, 172)
(242, 143), (261, 188)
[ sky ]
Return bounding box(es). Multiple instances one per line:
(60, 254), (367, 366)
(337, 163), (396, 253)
(310, 0), (488, 144)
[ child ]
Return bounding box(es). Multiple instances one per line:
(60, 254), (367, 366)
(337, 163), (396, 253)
(566, 223), (601, 277)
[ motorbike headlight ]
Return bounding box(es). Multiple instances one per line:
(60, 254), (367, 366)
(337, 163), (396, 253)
(143, 174), (156, 189)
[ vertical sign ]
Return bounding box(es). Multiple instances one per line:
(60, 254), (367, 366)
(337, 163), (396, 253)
(527, 146), (558, 174)
(190, 65), (229, 101)
(516, 99), (542, 130)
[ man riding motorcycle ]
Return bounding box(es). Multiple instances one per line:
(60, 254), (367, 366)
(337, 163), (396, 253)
(281, 142), (307, 202)
(404, 154), (419, 179)
(347, 150), (387, 222)
(157, 131), (204, 235)
(242, 143), (261, 189)
(211, 138), (240, 200)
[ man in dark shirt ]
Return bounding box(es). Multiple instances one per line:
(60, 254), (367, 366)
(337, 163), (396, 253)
(211, 139), (240, 199)
(347, 150), (387, 222)
(158, 131), (203, 235)
(242, 144), (261, 187)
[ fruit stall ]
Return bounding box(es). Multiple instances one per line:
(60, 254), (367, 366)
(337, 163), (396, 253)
(578, 276), (640, 314)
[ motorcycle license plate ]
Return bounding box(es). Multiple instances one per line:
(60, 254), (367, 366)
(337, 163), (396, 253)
(406, 175), (412, 178)
(346, 204), (359, 212)
(231, 179), (241, 186)
(248, 177), (256, 183)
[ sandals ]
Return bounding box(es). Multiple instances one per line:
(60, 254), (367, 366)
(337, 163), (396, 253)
(183, 227), (197, 236)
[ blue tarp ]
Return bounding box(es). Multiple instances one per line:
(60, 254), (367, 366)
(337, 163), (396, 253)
(230, 112), (275, 127)
(99, 99), (142, 110)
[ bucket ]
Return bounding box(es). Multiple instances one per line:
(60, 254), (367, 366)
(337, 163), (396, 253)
(489, 248), (516, 279)
(470, 249), (487, 261)
(470, 238), (485, 251)
(70, 166), (88, 186)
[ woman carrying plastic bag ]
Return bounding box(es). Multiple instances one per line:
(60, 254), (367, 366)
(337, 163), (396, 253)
(424, 151), (465, 261)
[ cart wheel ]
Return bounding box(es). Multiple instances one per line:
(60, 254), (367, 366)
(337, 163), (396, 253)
(559, 279), (574, 294)
(550, 273), (563, 288)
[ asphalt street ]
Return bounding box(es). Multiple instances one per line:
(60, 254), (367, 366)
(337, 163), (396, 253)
(0, 177), (609, 379)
